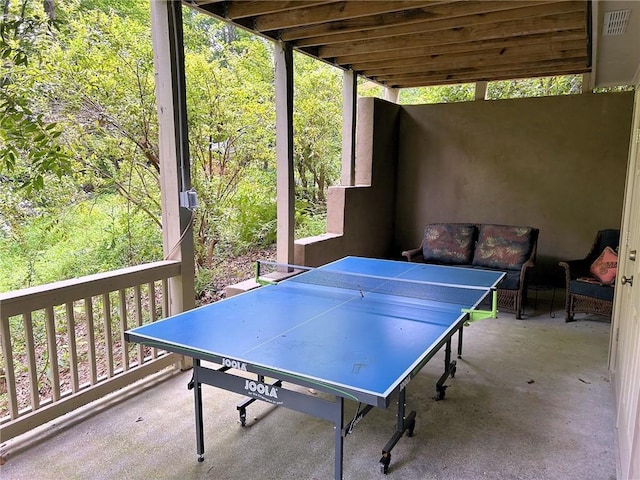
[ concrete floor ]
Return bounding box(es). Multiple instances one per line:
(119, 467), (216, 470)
(1, 292), (618, 480)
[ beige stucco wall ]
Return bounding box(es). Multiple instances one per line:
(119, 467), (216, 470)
(294, 97), (401, 266)
(395, 91), (634, 283)
(295, 92), (634, 284)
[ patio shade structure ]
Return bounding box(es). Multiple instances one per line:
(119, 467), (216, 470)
(149, 2), (639, 479)
(172, 0), (597, 268)
(1, 4), (638, 476)
(183, 0), (592, 88)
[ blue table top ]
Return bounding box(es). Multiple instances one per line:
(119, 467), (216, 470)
(125, 257), (504, 405)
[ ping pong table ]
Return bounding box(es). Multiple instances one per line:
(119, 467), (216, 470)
(125, 256), (504, 478)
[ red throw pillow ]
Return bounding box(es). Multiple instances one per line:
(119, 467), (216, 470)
(590, 246), (618, 284)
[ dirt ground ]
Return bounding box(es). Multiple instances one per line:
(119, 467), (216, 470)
(196, 244), (276, 305)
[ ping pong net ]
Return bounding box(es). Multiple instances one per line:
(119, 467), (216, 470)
(256, 260), (495, 310)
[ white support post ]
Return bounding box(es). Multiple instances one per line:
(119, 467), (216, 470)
(274, 41), (295, 265)
(582, 73), (593, 93)
(384, 86), (399, 103)
(149, 1), (195, 330)
(341, 69), (357, 186)
(475, 81), (488, 100)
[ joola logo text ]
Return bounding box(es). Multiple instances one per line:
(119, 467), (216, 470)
(222, 358), (247, 371)
(244, 380), (279, 399)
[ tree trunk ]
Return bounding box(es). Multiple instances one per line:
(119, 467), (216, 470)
(43, 0), (55, 21)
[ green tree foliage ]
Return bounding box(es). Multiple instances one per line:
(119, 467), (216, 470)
(1, 1), (170, 291)
(0, 194), (161, 290)
(186, 27), (277, 265)
(360, 75), (586, 104)
(358, 81), (475, 104)
(1, 1), (344, 291)
(487, 75), (583, 99)
(294, 54), (342, 206)
(48, 4), (161, 225)
(399, 84), (475, 104)
(0, 0), (72, 191)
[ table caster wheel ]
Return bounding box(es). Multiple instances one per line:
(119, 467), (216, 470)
(379, 452), (391, 474)
(197, 455), (204, 463)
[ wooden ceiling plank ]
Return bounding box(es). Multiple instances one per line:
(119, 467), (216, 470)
(182, 0), (228, 18)
(351, 42), (588, 73)
(280, 0), (548, 41)
(290, 1), (584, 47)
(225, 1), (338, 19)
(389, 66), (589, 87)
(318, 10), (586, 58)
(380, 61), (587, 83)
(378, 61), (589, 82)
(375, 59), (590, 84)
(331, 29), (586, 65)
(253, 1), (451, 32)
(185, 0), (224, 5)
(351, 39), (587, 71)
(390, 65), (590, 86)
(362, 48), (587, 77)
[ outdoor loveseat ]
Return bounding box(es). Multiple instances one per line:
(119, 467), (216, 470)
(401, 223), (539, 319)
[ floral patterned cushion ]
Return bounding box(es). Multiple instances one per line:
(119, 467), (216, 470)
(422, 224), (476, 264)
(472, 225), (534, 270)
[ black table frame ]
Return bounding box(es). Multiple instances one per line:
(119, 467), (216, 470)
(184, 323), (465, 478)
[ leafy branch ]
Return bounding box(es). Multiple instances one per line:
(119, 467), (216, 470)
(0, 0), (72, 192)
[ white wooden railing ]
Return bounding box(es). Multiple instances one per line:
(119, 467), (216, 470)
(0, 260), (182, 441)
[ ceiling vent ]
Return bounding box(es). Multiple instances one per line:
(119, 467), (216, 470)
(602, 9), (631, 35)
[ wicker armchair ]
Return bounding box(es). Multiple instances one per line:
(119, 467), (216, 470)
(558, 229), (620, 322)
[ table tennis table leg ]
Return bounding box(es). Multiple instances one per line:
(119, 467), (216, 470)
(379, 388), (416, 474)
(436, 339), (456, 400)
(190, 358), (205, 462)
(333, 396), (344, 480)
(458, 325), (464, 358)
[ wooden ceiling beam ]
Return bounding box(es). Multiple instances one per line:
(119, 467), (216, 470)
(386, 67), (590, 88)
(280, 0), (545, 41)
(317, 11), (586, 58)
(366, 59), (589, 86)
(362, 50), (587, 78)
(374, 59), (590, 85)
(352, 39), (587, 72)
(290, 1), (584, 47)
(253, 0), (447, 32)
(183, 0), (227, 18)
(185, 1), (345, 25)
(376, 60), (589, 81)
(330, 29), (586, 66)
(225, 1), (337, 20)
